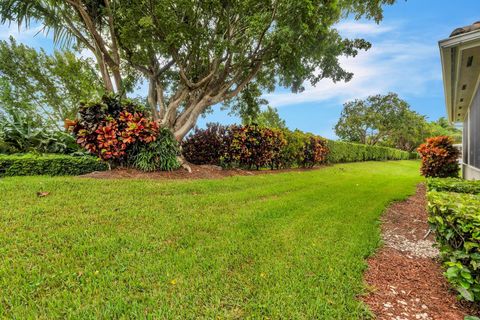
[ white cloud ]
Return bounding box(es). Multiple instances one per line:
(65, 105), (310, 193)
(335, 21), (396, 37)
(265, 21), (440, 108)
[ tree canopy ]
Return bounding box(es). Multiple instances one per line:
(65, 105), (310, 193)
(334, 93), (431, 152)
(225, 82), (286, 128)
(1, 0), (395, 140)
(428, 117), (462, 144)
(0, 37), (103, 129)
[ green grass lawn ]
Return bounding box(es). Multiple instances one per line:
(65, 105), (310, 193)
(0, 161), (422, 319)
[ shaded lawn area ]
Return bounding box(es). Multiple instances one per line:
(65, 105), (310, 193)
(0, 161), (422, 319)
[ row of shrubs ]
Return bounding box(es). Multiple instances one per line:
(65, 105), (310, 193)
(0, 154), (107, 177)
(427, 178), (480, 302)
(182, 123), (415, 169)
(326, 140), (416, 163)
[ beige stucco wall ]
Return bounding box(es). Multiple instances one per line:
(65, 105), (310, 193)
(463, 163), (480, 180)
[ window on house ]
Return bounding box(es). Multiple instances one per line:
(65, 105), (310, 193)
(464, 114), (469, 165)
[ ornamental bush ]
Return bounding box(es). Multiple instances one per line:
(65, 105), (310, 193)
(275, 129), (311, 169)
(0, 108), (80, 155)
(132, 128), (180, 172)
(427, 191), (480, 301)
(182, 123), (229, 165)
(417, 136), (460, 178)
(0, 154), (107, 176)
(302, 136), (329, 167)
(66, 96), (158, 163)
(223, 125), (287, 170)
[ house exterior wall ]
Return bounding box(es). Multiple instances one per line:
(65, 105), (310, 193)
(463, 85), (480, 180)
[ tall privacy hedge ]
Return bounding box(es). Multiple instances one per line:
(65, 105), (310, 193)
(182, 123), (414, 169)
(326, 140), (415, 163)
(0, 154), (107, 177)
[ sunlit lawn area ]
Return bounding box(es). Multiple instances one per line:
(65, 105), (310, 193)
(0, 161), (422, 318)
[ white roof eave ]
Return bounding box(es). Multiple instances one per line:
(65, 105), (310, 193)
(439, 30), (480, 123)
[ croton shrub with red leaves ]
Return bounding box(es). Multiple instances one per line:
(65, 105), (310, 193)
(223, 125), (287, 170)
(417, 136), (460, 178)
(65, 96), (159, 163)
(182, 123), (228, 165)
(302, 136), (329, 168)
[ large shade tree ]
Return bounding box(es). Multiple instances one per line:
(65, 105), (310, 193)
(1, 0), (395, 140)
(334, 93), (431, 152)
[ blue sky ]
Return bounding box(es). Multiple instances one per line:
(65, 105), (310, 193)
(1, 0), (479, 138)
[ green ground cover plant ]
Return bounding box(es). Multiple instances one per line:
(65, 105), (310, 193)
(0, 160), (421, 318)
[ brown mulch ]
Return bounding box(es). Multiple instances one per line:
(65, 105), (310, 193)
(80, 164), (323, 180)
(361, 184), (479, 320)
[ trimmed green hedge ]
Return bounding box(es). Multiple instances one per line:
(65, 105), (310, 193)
(0, 154), (108, 177)
(427, 178), (480, 195)
(427, 191), (480, 301)
(326, 140), (416, 163)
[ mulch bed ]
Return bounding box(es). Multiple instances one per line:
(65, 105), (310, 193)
(361, 184), (479, 320)
(80, 164), (323, 180)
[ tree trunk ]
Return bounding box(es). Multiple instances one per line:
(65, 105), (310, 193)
(147, 77), (160, 121)
(172, 101), (207, 142)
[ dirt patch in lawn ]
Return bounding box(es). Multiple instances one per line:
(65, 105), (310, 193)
(80, 164), (323, 180)
(361, 184), (479, 320)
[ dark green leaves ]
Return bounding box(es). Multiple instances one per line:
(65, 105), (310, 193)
(427, 187), (480, 302)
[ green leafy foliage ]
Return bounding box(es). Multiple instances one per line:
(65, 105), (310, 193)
(427, 178), (480, 194)
(428, 117), (462, 144)
(0, 0), (395, 139)
(0, 154), (107, 177)
(417, 136), (460, 178)
(0, 139), (17, 154)
(226, 84), (286, 129)
(427, 191), (480, 301)
(183, 123), (412, 170)
(184, 124), (294, 170)
(326, 140), (414, 163)
(0, 108), (77, 154)
(0, 37), (103, 127)
(334, 93), (431, 152)
(133, 128), (180, 172)
(276, 129), (312, 169)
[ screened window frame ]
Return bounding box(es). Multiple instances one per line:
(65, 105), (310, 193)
(465, 87), (480, 169)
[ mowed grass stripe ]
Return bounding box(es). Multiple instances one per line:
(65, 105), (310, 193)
(0, 161), (422, 319)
